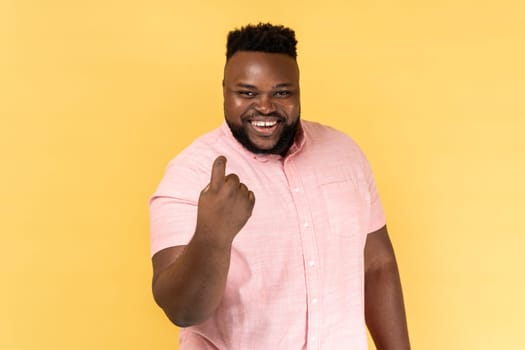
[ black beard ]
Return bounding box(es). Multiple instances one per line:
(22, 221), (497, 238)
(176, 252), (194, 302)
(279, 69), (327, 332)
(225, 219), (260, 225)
(226, 117), (300, 156)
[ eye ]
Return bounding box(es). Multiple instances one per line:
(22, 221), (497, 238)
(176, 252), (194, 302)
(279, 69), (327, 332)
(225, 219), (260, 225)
(274, 90), (291, 98)
(237, 91), (256, 98)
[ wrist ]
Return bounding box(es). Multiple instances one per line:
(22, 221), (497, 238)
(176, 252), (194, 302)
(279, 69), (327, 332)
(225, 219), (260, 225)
(193, 225), (235, 250)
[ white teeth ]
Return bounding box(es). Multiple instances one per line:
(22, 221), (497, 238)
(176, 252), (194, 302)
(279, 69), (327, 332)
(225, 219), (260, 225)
(251, 120), (277, 127)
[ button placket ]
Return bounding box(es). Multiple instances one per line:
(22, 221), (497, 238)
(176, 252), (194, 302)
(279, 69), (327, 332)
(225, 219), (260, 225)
(284, 159), (322, 349)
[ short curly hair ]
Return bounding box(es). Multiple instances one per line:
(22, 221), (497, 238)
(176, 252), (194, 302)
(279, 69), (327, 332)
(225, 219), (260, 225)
(226, 23), (297, 60)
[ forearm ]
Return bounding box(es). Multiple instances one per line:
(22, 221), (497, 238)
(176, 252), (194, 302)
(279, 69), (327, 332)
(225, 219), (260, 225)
(365, 261), (410, 350)
(153, 232), (233, 327)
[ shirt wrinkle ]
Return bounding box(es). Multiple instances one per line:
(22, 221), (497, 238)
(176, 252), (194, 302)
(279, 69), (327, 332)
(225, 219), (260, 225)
(149, 119), (386, 350)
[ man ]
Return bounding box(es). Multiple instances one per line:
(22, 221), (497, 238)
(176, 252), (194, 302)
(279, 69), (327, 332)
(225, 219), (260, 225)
(150, 23), (410, 349)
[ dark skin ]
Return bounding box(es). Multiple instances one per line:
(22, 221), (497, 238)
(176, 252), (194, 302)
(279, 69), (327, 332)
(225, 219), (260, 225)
(152, 155), (254, 327)
(151, 52), (410, 348)
(223, 51), (301, 155)
(365, 225), (411, 349)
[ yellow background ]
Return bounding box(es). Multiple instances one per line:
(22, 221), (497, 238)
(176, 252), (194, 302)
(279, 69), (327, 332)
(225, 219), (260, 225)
(1, 0), (524, 349)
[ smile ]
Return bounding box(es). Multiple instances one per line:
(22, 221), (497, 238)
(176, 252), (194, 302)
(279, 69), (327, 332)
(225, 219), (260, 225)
(247, 119), (282, 137)
(250, 120), (278, 128)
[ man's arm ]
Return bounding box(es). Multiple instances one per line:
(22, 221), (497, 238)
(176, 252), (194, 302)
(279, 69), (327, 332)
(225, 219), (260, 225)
(364, 225), (411, 350)
(152, 240), (232, 327)
(151, 156), (255, 327)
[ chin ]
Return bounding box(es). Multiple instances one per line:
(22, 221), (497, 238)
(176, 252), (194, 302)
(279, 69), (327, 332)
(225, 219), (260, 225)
(248, 138), (279, 151)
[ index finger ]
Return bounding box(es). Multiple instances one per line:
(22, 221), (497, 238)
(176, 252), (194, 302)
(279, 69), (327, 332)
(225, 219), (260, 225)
(209, 155), (226, 190)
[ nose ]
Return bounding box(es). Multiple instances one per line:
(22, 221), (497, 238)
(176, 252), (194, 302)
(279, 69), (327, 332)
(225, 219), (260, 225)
(254, 94), (276, 115)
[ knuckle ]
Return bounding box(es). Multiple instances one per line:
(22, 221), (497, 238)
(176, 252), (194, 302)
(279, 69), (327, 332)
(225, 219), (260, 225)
(226, 174), (240, 184)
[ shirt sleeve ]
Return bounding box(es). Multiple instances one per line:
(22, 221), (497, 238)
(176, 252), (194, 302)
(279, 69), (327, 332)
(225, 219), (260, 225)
(359, 148), (387, 234)
(148, 157), (207, 257)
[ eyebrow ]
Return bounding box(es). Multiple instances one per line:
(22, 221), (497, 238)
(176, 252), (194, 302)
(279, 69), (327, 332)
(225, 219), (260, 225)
(235, 83), (295, 89)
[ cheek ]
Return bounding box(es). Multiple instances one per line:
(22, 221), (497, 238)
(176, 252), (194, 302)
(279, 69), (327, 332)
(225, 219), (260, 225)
(233, 100), (248, 109)
(225, 101), (254, 125)
(226, 97), (250, 113)
(283, 101), (300, 116)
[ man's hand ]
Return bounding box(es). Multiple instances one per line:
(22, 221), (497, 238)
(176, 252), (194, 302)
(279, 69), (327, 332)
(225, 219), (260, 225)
(151, 156), (255, 326)
(195, 156), (255, 246)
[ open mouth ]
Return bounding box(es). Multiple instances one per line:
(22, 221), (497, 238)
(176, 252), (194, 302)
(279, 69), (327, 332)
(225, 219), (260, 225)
(250, 120), (278, 128)
(248, 119), (281, 136)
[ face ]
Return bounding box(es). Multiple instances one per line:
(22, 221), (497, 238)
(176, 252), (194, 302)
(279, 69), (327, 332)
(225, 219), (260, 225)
(223, 51), (301, 155)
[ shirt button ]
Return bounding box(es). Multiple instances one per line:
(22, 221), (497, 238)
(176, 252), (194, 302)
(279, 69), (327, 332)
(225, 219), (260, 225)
(293, 187), (301, 193)
(309, 260), (315, 267)
(303, 222), (309, 228)
(312, 298), (318, 304)
(311, 335), (317, 341)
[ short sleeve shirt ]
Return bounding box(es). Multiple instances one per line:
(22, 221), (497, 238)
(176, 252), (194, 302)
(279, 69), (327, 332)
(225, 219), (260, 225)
(149, 120), (386, 350)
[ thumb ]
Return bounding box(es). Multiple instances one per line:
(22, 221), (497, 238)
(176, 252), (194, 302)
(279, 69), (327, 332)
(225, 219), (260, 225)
(209, 155), (226, 191)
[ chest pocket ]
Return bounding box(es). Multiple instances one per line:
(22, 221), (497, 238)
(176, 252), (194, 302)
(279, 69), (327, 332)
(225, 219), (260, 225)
(317, 168), (368, 238)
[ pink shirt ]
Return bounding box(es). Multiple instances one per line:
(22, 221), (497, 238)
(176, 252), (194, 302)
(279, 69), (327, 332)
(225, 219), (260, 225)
(150, 120), (386, 349)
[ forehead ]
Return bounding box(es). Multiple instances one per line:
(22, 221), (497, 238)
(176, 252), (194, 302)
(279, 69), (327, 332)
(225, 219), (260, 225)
(224, 51), (299, 86)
